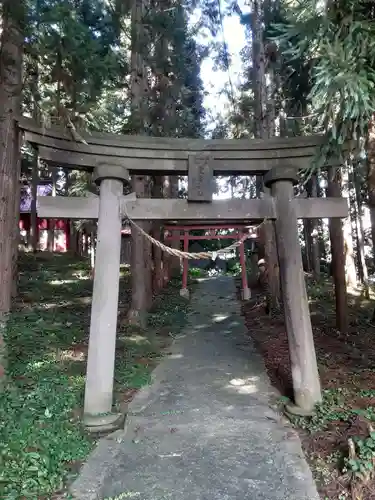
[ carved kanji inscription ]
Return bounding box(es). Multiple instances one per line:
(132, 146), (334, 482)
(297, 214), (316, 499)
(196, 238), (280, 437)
(188, 153), (214, 202)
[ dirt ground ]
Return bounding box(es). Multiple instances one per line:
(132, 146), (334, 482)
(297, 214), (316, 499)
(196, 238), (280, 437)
(241, 277), (375, 500)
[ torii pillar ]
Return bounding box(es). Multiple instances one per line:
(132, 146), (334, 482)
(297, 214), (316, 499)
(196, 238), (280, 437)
(83, 165), (130, 431)
(264, 166), (322, 414)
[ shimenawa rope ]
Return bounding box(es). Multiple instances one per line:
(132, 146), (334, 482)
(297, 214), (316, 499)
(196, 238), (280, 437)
(123, 208), (267, 260)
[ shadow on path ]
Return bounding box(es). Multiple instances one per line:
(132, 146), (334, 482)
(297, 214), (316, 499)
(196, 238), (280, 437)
(71, 277), (319, 500)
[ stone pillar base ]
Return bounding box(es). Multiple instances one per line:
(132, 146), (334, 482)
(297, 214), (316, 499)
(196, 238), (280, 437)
(83, 412), (125, 434)
(285, 402), (315, 417)
(242, 287), (251, 300)
(180, 288), (190, 299)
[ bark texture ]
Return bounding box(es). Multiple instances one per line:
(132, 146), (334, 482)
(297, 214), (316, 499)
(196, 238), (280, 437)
(0, 1), (23, 314)
(251, 0), (280, 311)
(327, 167), (348, 333)
(306, 175), (320, 279)
(352, 166), (368, 288)
(128, 0), (152, 327)
(129, 176), (150, 328)
(0, 1), (24, 383)
(367, 123), (375, 257)
(151, 176), (164, 294)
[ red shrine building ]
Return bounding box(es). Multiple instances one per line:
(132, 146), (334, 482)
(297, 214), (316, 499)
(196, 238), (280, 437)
(19, 182), (131, 255)
(19, 181), (69, 251)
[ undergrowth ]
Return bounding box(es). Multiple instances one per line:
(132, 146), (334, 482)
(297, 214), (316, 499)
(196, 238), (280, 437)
(286, 389), (372, 433)
(242, 274), (375, 499)
(286, 386), (375, 497)
(0, 253), (190, 499)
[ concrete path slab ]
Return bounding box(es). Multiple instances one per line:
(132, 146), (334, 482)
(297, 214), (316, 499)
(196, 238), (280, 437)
(71, 276), (319, 500)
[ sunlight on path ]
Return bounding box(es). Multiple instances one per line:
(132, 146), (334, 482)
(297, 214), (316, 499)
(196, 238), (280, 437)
(72, 277), (319, 500)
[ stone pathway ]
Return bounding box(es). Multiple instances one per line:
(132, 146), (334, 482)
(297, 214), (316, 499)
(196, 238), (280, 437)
(72, 277), (319, 500)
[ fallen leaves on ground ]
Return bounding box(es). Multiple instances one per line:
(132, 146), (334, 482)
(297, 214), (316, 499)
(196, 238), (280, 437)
(241, 277), (375, 500)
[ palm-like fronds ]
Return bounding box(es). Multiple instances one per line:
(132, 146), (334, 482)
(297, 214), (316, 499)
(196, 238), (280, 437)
(272, 0), (375, 168)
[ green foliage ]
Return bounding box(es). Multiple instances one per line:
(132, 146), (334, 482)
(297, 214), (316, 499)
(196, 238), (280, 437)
(189, 267), (208, 278)
(139, 2), (206, 139)
(287, 389), (353, 433)
(21, 0), (208, 138)
(17, 0), (207, 197)
(0, 255), (94, 498)
(226, 259), (241, 276)
(24, 0), (126, 125)
(272, 0), (375, 163)
(287, 388), (375, 434)
(0, 379), (92, 498)
(0, 254), (190, 499)
(148, 276), (191, 330)
(344, 432), (375, 480)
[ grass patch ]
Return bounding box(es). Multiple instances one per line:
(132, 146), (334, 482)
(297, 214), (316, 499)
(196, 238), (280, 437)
(0, 252), (190, 499)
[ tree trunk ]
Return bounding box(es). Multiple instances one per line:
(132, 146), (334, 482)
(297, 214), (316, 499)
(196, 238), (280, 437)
(352, 165), (369, 289)
(149, 15), (180, 289)
(341, 167), (357, 288)
(47, 168), (57, 252)
(81, 230), (87, 256)
(343, 216), (357, 288)
(129, 176), (150, 327)
(367, 123), (375, 259)
(143, 178), (153, 308)
(353, 202), (364, 282)
(162, 176), (170, 283)
(169, 176), (181, 275)
(69, 222), (78, 254)
(162, 176), (175, 283)
(0, 1), (24, 314)
(151, 176), (164, 294)
(127, 0), (151, 327)
(11, 129), (21, 299)
(306, 175), (320, 279)
(318, 219), (327, 265)
(30, 152), (39, 252)
(64, 170), (76, 254)
(303, 218), (313, 272)
(327, 167), (348, 332)
(30, 60), (39, 252)
(0, 0), (24, 382)
(47, 220), (54, 252)
(250, 0), (280, 312)
(77, 230), (82, 256)
(90, 226), (96, 270)
(161, 175), (180, 278)
(251, 0), (268, 139)
(367, 122), (375, 325)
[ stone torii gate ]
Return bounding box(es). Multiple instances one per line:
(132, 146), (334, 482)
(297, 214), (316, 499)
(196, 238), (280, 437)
(17, 116), (348, 430)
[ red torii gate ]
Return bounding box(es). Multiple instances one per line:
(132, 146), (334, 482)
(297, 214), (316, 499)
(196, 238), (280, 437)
(164, 224), (256, 300)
